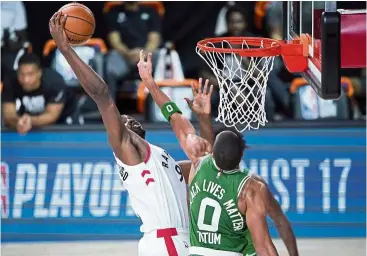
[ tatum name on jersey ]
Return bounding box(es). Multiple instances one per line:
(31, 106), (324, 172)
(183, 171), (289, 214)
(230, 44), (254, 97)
(189, 155), (255, 256)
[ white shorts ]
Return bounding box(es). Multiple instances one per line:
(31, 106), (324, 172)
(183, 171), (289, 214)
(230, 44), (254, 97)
(138, 228), (189, 256)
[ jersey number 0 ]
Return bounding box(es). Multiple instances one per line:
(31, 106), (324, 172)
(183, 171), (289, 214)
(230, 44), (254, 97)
(197, 197), (222, 232)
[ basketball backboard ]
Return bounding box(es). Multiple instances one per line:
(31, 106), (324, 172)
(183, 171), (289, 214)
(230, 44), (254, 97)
(283, 1), (341, 99)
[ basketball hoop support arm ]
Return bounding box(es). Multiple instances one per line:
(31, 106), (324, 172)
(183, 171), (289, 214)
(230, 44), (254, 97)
(279, 36), (309, 73)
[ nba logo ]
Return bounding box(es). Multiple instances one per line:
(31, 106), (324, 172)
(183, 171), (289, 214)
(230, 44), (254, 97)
(1, 162), (9, 218)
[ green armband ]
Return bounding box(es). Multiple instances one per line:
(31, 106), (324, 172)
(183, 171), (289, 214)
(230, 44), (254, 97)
(161, 102), (182, 122)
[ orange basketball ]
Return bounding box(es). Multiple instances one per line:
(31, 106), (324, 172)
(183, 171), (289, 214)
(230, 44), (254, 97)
(59, 3), (95, 45)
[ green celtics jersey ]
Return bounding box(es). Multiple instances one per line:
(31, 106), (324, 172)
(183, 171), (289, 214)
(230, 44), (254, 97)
(189, 155), (255, 255)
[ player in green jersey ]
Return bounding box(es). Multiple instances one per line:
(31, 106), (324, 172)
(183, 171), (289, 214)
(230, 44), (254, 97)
(137, 51), (298, 256)
(183, 87), (298, 256)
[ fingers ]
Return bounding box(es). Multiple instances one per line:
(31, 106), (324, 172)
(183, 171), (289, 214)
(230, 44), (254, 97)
(60, 14), (68, 26)
(191, 82), (197, 97)
(139, 50), (145, 63)
(147, 52), (152, 64)
(184, 97), (193, 109)
(49, 12), (57, 27)
(197, 78), (213, 95)
(203, 79), (209, 95)
(49, 12), (67, 28)
(55, 12), (61, 26)
(208, 84), (214, 97)
(198, 78), (202, 95)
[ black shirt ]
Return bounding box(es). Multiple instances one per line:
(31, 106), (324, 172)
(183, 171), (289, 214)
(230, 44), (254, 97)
(2, 68), (76, 123)
(106, 5), (161, 49)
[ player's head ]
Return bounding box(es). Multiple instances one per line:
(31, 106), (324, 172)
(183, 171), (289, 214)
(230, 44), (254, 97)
(121, 115), (146, 139)
(226, 5), (248, 36)
(213, 128), (247, 170)
(17, 53), (42, 91)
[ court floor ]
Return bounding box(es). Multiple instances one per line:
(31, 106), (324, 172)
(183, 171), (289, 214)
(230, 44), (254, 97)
(2, 238), (366, 256)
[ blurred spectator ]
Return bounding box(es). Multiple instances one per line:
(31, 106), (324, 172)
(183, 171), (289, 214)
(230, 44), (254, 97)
(350, 68), (366, 118)
(264, 2), (293, 120)
(266, 2), (282, 40)
(198, 65), (220, 117)
(220, 5), (258, 81)
(220, 5), (255, 37)
(1, 53), (78, 134)
(105, 1), (161, 97)
(1, 1), (29, 78)
(197, 5), (260, 118)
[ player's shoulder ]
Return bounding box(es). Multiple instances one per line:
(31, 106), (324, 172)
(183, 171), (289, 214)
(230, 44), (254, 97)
(147, 143), (172, 159)
(196, 154), (213, 169)
(238, 176), (264, 202)
(148, 143), (164, 154)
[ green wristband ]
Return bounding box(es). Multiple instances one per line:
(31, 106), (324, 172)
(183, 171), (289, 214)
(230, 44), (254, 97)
(161, 102), (182, 122)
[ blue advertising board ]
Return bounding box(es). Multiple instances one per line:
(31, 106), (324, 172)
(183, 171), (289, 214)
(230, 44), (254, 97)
(1, 127), (366, 242)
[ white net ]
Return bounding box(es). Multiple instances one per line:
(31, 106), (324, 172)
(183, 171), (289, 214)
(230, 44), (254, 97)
(196, 39), (276, 132)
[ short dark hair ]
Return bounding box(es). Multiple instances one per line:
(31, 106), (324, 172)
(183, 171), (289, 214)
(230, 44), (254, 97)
(18, 53), (41, 69)
(214, 127), (247, 148)
(213, 128), (247, 170)
(225, 5), (248, 24)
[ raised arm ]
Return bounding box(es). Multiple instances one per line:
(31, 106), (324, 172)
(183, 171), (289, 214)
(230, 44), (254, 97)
(239, 180), (278, 256)
(49, 12), (145, 164)
(184, 78), (215, 146)
(178, 78), (215, 183)
(137, 51), (211, 162)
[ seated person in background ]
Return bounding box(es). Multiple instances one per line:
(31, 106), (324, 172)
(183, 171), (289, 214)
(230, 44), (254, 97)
(215, 5), (268, 121)
(1, 1), (29, 76)
(221, 5), (255, 38)
(105, 1), (161, 97)
(264, 1), (293, 121)
(1, 53), (77, 134)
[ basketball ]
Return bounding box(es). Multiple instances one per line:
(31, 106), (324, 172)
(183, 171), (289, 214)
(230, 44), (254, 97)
(59, 3), (95, 45)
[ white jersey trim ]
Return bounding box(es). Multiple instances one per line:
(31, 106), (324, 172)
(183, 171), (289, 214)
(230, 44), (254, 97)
(237, 175), (251, 198)
(113, 142), (151, 167)
(189, 246), (242, 256)
(194, 154), (211, 175)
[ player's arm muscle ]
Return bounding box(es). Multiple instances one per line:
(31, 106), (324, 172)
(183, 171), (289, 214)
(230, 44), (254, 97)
(268, 189), (299, 256)
(142, 73), (209, 161)
(251, 174), (299, 256)
(59, 48), (142, 164)
(242, 182), (278, 256)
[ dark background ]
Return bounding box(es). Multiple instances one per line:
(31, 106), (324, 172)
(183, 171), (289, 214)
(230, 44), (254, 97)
(22, 1), (263, 77)
(23, 1), (366, 77)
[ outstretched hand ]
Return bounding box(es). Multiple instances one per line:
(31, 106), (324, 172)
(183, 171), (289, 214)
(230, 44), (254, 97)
(185, 133), (212, 159)
(137, 50), (153, 81)
(49, 12), (70, 52)
(184, 78), (214, 116)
